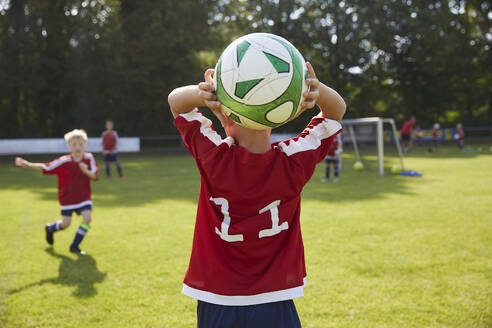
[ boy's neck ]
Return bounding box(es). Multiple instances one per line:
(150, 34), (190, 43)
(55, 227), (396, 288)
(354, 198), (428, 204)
(72, 153), (83, 161)
(228, 126), (272, 154)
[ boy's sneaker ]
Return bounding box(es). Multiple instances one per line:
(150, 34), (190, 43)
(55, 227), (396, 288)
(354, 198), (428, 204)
(45, 224), (54, 245)
(321, 178), (328, 183)
(70, 246), (86, 255)
(333, 177), (339, 183)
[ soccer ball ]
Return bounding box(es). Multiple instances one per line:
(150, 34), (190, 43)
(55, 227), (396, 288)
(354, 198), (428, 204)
(353, 161), (364, 171)
(391, 164), (402, 174)
(433, 123), (440, 129)
(214, 33), (308, 130)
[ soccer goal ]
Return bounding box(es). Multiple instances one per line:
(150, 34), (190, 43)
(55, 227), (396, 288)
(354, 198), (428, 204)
(341, 117), (405, 177)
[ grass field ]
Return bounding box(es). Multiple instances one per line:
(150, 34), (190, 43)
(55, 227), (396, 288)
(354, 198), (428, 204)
(1, 144), (491, 327)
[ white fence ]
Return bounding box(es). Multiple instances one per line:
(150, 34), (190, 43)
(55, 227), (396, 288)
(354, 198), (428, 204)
(0, 138), (140, 155)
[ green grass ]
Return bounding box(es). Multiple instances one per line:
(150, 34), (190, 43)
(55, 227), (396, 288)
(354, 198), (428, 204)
(1, 144), (491, 327)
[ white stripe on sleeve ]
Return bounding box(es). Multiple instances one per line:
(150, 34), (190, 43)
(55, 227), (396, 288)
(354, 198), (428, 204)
(276, 119), (341, 156)
(42, 156), (71, 171)
(180, 109), (234, 147)
(84, 153), (98, 174)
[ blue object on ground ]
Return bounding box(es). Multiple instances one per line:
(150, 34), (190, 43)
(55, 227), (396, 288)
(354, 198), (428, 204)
(400, 170), (422, 177)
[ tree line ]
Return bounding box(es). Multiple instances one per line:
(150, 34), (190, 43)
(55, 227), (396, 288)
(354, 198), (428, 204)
(0, 0), (490, 138)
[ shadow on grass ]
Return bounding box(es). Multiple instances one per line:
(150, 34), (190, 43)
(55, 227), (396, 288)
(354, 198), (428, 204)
(8, 248), (106, 298)
(0, 154), (201, 207)
(304, 155), (418, 202)
(0, 153), (421, 205)
(373, 142), (492, 159)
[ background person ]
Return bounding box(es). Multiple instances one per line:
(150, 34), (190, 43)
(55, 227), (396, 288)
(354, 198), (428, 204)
(428, 123), (440, 152)
(401, 116), (416, 153)
(101, 120), (124, 178)
(456, 123), (465, 150)
(321, 133), (343, 183)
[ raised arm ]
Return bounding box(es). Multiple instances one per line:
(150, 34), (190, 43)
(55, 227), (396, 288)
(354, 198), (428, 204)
(168, 69), (228, 127)
(168, 85), (205, 118)
(316, 83), (346, 122)
(15, 157), (44, 171)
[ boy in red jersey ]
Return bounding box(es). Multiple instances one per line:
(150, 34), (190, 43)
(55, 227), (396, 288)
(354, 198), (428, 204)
(455, 123), (465, 150)
(321, 133), (343, 183)
(428, 123), (440, 153)
(401, 116), (415, 152)
(15, 129), (98, 254)
(101, 120), (124, 178)
(168, 62), (345, 328)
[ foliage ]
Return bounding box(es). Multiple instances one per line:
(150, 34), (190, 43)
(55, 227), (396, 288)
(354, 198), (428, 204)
(0, 0), (491, 137)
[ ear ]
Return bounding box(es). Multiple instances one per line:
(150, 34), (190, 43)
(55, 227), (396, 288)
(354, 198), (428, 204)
(216, 109), (231, 129)
(224, 115), (235, 129)
(217, 111), (235, 130)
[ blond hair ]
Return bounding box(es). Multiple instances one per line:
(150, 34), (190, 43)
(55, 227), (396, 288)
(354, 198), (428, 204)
(64, 129), (88, 142)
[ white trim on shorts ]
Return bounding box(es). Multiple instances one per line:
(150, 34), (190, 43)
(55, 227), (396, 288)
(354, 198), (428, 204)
(60, 200), (93, 210)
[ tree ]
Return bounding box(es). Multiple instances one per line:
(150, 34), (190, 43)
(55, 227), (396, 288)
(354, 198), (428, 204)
(0, 0), (490, 139)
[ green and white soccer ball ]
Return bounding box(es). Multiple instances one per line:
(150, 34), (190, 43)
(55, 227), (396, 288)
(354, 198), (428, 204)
(214, 33), (308, 130)
(353, 161), (364, 171)
(391, 164), (402, 174)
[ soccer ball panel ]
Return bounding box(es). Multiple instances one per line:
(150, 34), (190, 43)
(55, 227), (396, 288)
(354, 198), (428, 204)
(215, 33), (306, 130)
(221, 104), (271, 130)
(266, 102), (294, 124)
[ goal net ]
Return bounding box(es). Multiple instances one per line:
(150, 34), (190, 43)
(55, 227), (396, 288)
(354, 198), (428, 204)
(341, 117), (406, 176)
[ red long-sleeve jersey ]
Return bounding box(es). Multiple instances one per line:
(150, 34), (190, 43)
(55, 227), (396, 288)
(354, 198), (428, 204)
(174, 109), (341, 306)
(42, 153), (98, 209)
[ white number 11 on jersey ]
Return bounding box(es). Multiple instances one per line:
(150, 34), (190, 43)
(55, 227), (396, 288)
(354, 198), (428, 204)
(210, 197), (244, 242)
(210, 197), (288, 242)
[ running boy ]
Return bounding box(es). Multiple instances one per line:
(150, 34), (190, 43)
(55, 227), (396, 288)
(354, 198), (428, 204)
(101, 120), (124, 178)
(15, 129), (98, 254)
(455, 123), (465, 150)
(168, 63), (345, 327)
(321, 133), (343, 182)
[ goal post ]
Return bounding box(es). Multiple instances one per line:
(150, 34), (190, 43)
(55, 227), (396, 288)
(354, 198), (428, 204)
(341, 117), (405, 177)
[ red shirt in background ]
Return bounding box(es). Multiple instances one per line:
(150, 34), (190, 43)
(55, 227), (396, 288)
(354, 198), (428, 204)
(326, 134), (342, 158)
(102, 130), (119, 153)
(401, 120), (415, 135)
(432, 128), (439, 139)
(42, 153), (98, 209)
(457, 128), (465, 141)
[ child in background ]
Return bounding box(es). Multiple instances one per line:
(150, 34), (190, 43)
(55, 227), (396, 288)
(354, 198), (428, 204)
(456, 123), (465, 150)
(321, 133), (343, 183)
(401, 116), (416, 153)
(168, 63), (345, 328)
(15, 129), (98, 254)
(101, 120), (124, 178)
(428, 123), (440, 152)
